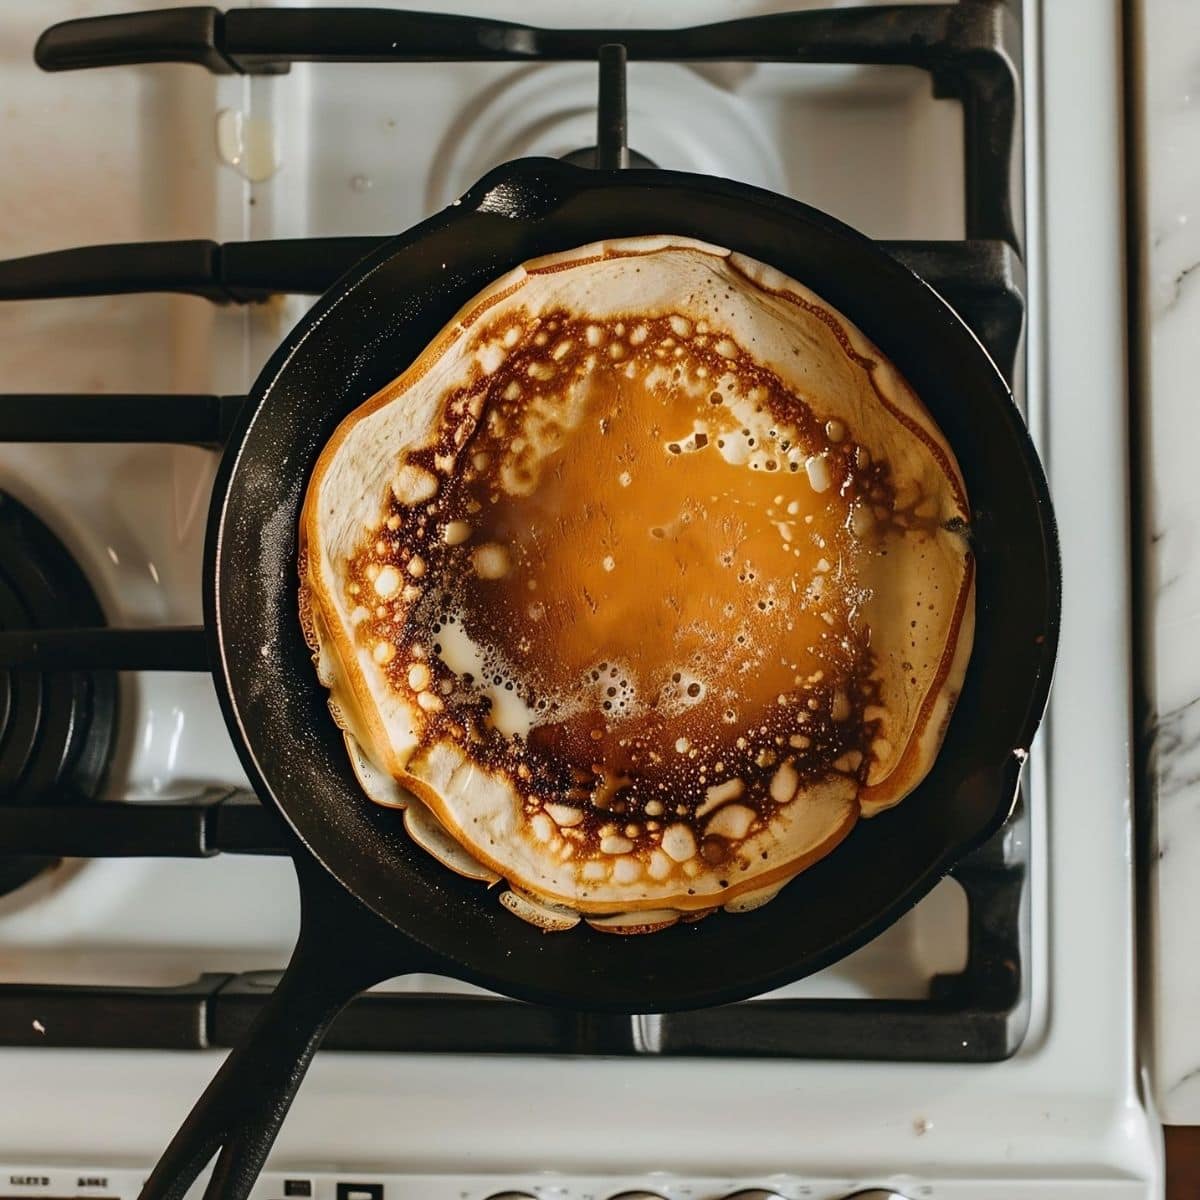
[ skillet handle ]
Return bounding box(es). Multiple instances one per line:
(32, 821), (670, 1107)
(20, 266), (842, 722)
(138, 856), (426, 1200)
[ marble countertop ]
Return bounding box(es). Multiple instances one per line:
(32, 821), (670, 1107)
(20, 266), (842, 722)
(1135, 0), (1200, 1126)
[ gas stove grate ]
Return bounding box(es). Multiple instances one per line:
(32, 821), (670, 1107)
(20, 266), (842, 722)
(0, 1), (1030, 1063)
(35, 3), (1023, 247)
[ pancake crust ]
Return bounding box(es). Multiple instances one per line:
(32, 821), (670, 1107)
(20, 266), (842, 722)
(300, 237), (974, 928)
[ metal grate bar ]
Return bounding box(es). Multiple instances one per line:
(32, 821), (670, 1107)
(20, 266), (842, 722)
(0, 393), (246, 446)
(35, 7), (241, 74)
(0, 790), (288, 857)
(0, 626), (209, 671)
(0, 237), (382, 303)
(38, 5), (1000, 69)
(0, 975), (231, 1049)
(0, 800), (212, 858)
(889, 240), (1025, 381)
(0, 962), (1017, 1058)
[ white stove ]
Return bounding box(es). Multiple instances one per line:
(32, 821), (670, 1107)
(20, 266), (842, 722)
(0, 0), (1161, 1197)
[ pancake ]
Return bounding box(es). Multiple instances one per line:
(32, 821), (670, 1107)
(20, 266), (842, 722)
(299, 236), (974, 932)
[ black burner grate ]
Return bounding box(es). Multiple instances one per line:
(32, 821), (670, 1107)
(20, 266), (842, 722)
(0, 1), (1030, 1062)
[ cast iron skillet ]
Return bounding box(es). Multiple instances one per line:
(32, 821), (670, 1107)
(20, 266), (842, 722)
(141, 159), (1060, 1200)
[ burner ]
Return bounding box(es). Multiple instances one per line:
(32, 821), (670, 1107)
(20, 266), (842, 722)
(0, 492), (116, 895)
(427, 63), (787, 212)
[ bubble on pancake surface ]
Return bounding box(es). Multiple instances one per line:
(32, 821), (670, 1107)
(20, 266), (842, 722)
(344, 302), (902, 894)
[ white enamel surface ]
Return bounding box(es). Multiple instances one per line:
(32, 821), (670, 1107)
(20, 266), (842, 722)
(1132, 0), (1200, 1125)
(0, 0), (1160, 1194)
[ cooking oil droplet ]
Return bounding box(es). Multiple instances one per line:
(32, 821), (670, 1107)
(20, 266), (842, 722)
(215, 108), (279, 182)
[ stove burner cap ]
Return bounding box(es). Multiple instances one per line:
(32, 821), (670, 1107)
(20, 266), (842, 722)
(560, 145), (658, 171)
(0, 492), (116, 896)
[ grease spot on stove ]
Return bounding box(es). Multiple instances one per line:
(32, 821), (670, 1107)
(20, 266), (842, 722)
(216, 108), (279, 183)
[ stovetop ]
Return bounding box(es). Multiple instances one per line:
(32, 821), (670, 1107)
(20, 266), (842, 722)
(0, 0), (1028, 1064)
(0, 1), (1160, 1196)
